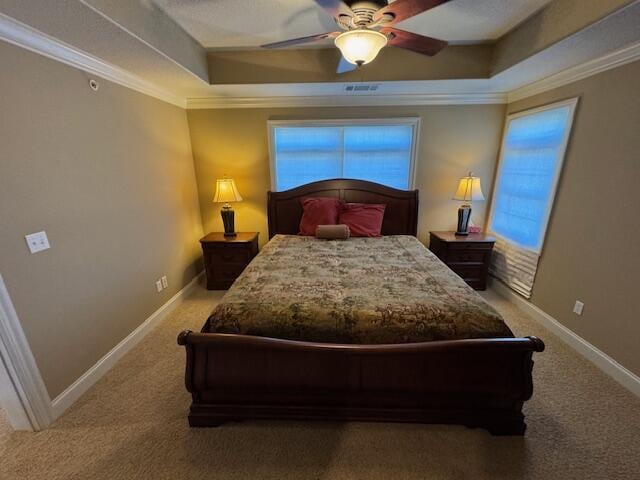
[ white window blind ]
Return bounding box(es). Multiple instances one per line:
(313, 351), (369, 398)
(489, 99), (578, 298)
(268, 119), (419, 191)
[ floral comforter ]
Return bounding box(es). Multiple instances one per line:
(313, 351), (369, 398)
(205, 235), (513, 344)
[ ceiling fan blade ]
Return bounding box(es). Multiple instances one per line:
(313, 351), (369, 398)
(374, 0), (450, 25)
(337, 56), (357, 74)
(314, 0), (354, 20)
(380, 27), (447, 56)
(261, 32), (339, 49)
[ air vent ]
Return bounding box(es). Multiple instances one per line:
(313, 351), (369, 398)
(344, 84), (380, 94)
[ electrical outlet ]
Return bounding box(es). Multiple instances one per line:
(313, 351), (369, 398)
(25, 231), (51, 254)
(155, 280), (163, 292)
(573, 300), (584, 315)
(161, 276), (168, 289)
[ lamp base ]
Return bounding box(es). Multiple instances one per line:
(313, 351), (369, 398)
(220, 206), (236, 237)
(455, 204), (472, 236)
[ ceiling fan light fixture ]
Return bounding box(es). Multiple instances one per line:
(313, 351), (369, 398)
(334, 29), (387, 66)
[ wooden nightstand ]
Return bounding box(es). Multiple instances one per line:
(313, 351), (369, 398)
(200, 232), (259, 290)
(429, 231), (495, 291)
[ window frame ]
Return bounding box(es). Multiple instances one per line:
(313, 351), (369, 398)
(267, 117), (421, 191)
(488, 97), (579, 253)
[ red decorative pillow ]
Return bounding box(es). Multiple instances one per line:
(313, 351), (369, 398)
(338, 203), (386, 237)
(298, 197), (342, 236)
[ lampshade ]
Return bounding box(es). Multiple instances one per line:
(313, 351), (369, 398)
(334, 29), (388, 66)
(453, 173), (485, 202)
(213, 178), (242, 204)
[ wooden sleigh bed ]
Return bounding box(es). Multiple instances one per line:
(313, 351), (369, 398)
(178, 179), (544, 435)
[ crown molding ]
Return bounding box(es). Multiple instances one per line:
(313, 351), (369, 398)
(186, 92), (508, 109)
(0, 13), (186, 108)
(508, 41), (640, 102)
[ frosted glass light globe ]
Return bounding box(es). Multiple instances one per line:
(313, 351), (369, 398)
(334, 29), (388, 66)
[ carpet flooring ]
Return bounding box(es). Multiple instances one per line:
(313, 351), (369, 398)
(1, 282), (638, 479)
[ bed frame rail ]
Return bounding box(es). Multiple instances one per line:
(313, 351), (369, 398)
(177, 331), (544, 435)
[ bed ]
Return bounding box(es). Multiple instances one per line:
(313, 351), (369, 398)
(178, 179), (544, 435)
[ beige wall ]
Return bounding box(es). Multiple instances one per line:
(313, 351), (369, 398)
(207, 45), (492, 84)
(187, 104), (506, 248)
(507, 60), (640, 375)
(0, 42), (204, 398)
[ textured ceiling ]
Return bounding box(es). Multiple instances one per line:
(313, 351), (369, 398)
(492, 1), (640, 91)
(153, 0), (554, 48)
(0, 0), (211, 97)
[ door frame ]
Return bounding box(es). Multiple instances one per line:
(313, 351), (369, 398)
(0, 273), (53, 430)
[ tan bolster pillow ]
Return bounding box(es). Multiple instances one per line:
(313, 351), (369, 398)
(315, 224), (350, 240)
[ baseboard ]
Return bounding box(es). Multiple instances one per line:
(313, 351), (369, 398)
(490, 279), (640, 398)
(0, 273), (54, 430)
(50, 272), (204, 418)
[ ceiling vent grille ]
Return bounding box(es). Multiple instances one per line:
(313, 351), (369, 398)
(344, 84), (380, 94)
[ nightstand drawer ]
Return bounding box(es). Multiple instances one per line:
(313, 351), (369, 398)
(448, 242), (493, 250)
(446, 250), (486, 263)
(212, 264), (246, 281)
(429, 231), (495, 291)
(207, 248), (251, 265)
(200, 232), (259, 290)
(449, 264), (484, 281)
(464, 279), (486, 290)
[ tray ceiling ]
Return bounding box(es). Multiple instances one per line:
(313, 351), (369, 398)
(1, 0), (638, 106)
(153, 0), (554, 48)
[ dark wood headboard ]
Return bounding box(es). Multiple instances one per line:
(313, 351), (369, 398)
(267, 179), (419, 238)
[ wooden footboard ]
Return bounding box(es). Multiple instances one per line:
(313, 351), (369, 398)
(177, 331), (544, 435)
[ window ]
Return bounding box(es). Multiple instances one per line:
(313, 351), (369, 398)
(490, 99), (578, 251)
(488, 98), (578, 298)
(268, 119), (419, 191)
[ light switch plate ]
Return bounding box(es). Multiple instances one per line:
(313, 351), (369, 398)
(155, 280), (163, 292)
(161, 276), (168, 289)
(573, 300), (584, 315)
(25, 231), (50, 254)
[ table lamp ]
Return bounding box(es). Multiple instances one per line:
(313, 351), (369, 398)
(453, 172), (484, 236)
(213, 178), (243, 237)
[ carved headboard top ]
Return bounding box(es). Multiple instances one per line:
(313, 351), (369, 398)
(267, 179), (419, 238)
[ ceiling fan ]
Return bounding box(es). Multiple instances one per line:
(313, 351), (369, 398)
(261, 0), (450, 73)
